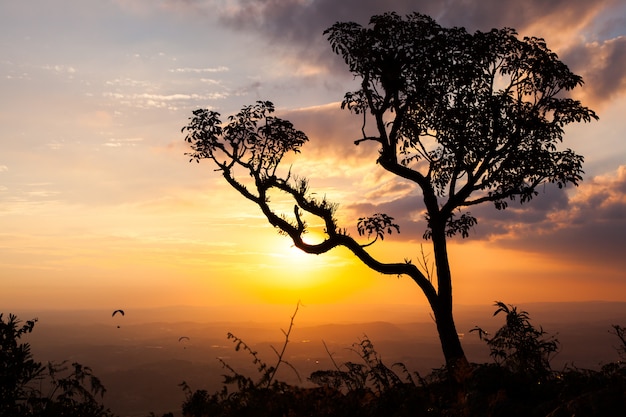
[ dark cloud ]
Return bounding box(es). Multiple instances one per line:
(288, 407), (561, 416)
(479, 166), (626, 269)
(213, 0), (614, 42)
(345, 191), (427, 241)
(213, 0), (433, 80)
(435, 0), (610, 31)
(324, 162), (626, 274)
(208, 0), (624, 107)
(216, 0), (428, 43)
(339, 182), (574, 245)
(201, 0), (625, 267)
(564, 37), (626, 107)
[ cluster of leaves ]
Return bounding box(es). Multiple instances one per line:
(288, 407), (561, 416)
(470, 301), (559, 380)
(463, 303), (626, 416)
(610, 324), (626, 360)
(357, 213), (400, 247)
(183, 101), (308, 179)
(0, 313), (116, 417)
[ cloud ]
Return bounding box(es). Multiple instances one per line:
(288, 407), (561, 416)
(472, 166), (626, 269)
(435, 0), (614, 33)
(42, 64), (77, 75)
(102, 91), (228, 109)
(209, 1), (621, 66)
(103, 137), (144, 148)
(169, 66), (230, 73)
(279, 103), (374, 161)
(327, 165), (626, 277)
(212, 0), (625, 109)
(564, 36), (626, 108)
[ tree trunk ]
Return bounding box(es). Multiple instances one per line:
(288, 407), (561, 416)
(429, 217), (471, 384)
(432, 299), (471, 383)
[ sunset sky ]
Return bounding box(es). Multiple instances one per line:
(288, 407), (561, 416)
(1, 0), (625, 321)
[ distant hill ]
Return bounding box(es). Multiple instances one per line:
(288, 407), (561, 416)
(9, 301), (626, 417)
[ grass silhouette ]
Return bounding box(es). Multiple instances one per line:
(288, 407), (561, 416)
(3, 306), (626, 416)
(175, 303), (626, 417)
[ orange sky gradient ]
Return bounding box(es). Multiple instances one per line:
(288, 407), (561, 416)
(1, 0), (626, 323)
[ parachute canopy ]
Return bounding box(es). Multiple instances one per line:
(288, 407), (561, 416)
(178, 336), (190, 342)
(112, 309), (125, 317)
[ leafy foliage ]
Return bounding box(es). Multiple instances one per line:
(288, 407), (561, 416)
(309, 336), (416, 393)
(0, 314), (44, 415)
(357, 213), (400, 246)
(326, 12), (598, 223)
(183, 101), (308, 179)
(0, 313), (115, 417)
(471, 301), (559, 380)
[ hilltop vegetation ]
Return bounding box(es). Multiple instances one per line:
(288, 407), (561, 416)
(3, 304), (626, 417)
(0, 313), (116, 417)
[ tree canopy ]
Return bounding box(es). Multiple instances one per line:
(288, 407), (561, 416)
(183, 12), (597, 380)
(326, 12), (597, 236)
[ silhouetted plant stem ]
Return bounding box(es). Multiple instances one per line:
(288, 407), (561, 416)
(265, 301), (302, 387)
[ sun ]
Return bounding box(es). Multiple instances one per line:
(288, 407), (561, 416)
(234, 224), (385, 305)
(285, 241), (316, 265)
(271, 233), (325, 275)
(246, 232), (330, 294)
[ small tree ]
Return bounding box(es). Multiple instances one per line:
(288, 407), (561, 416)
(471, 302), (559, 380)
(0, 314), (44, 415)
(0, 313), (115, 417)
(182, 12), (597, 381)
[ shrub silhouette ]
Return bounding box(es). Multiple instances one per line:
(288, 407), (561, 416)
(0, 313), (116, 417)
(179, 303), (626, 417)
(4, 309), (626, 416)
(610, 324), (626, 360)
(471, 301), (559, 381)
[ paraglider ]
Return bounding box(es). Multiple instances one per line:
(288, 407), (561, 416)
(179, 336), (190, 349)
(112, 309), (124, 328)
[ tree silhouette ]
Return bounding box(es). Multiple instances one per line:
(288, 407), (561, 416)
(182, 12), (597, 382)
(0, 313), (115, 417)
(0, 314), (44, 415)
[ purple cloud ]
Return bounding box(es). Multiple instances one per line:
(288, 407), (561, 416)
(209, 0), (624, 106)
(564, 36), (626, 107)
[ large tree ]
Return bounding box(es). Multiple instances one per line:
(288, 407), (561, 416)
(182, 12), (597, 381)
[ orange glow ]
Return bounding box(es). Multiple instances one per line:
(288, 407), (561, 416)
(229, 233), (371, 305)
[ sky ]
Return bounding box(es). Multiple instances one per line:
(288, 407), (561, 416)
(1, 0), (626, 321)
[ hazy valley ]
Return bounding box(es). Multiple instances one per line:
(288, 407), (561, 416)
(12, 302), (626, 417)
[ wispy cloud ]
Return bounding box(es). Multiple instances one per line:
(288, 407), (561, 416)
(42, 64), (76, 74)
(103, 137), (144, 147)
(102, 91), (228, 109)
(169, 66), (229, 73)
